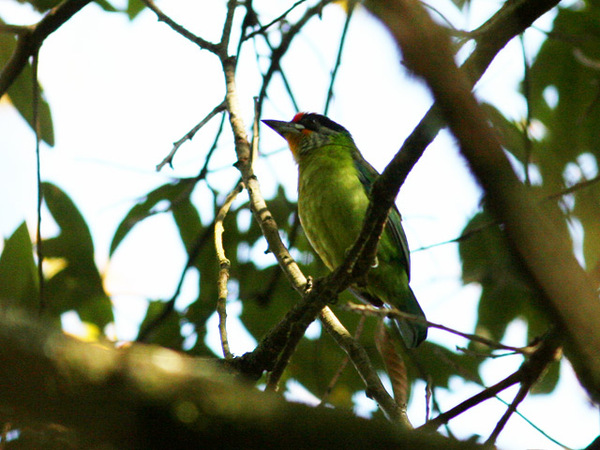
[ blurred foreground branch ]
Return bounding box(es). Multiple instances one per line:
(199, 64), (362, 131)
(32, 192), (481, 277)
(0, 311), (486, 449)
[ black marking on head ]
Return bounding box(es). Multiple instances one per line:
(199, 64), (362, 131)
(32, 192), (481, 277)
(293, 113), (350, 135)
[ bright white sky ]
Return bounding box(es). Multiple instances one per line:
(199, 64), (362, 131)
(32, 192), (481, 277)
(0, 0), (598, 448)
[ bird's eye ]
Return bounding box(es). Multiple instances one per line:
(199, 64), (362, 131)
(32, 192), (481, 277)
(303, 117), (319, 131)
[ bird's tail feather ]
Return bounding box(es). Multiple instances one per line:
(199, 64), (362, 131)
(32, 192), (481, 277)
(393, 287), (427, 348)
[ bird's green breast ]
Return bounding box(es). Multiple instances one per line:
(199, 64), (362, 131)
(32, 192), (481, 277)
(297, 144), (369, 270)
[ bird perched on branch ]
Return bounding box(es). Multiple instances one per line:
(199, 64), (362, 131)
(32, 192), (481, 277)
(263, 113), (427, 348)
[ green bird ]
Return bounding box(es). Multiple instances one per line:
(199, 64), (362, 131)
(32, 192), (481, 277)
(263, 112), (427, 348)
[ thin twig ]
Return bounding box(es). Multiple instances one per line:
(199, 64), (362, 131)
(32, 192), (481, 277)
(413, 174), (600, 253)
(519, 35), (533, 187)
(256, 0), (334, 116)
(214, 182), (244, 360)
(244, 0), (307, 41)
(343, 303), (529, 354)
(196, 112), (227, 181)
(156, 101), (226, 171)
(32, 51), (45, 313)
(420, 332), (561, 432)
(140, 0), (219, 53)
(266, 319), (304, 391)
(219, 0), (238, 57)
(419, 371), (522, 432)
(137, 222), (215, 342)
(319, 307), (411, 427)
(493, 395), (572, 449)
(485, 382), (530, 446)
(485, 333), (562, 445)
(319, 315), (366, 406)
(323, 0), (357, 115)
(254, 32), (300, 112)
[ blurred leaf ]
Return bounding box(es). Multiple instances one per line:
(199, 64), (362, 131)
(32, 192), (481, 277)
(459, 209), (549, 346)
(528, 5), (600, 191)
(0, 221), (39, 310)
(481, 103), (526, 164)
(573, 184), (600, 280)
(43, 183), (94, 262)
(171, 196), (203, 256)
(127, 0), (146, 19)
(531, 358), (561, 394)
(411, 341), (482, 388)
(94, 0), (118, 12)
(139, 300), (184, 350)
(0, 27), (54, 147)
(42, 183), (113, 327)
(448, 0), (470, 10)
(110, 178), (196, 256)
(17, 0), (61, 12)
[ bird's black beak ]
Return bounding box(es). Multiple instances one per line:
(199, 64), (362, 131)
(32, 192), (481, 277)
(262, 119), (302, 138)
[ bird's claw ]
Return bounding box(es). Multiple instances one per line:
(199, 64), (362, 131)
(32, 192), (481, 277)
(304, 276), (313, 294)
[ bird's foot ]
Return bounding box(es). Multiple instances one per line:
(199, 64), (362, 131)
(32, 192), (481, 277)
(304, 276), (313, 294)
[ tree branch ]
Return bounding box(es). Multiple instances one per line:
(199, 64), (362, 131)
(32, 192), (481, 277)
(367, 0), (600, 402)
(214, 182), (243, 360)
(320, 307), (412, 427)
(156, 101), (226, 171)
(0, 0), (93, 98)
(140, 0), (219, 52)
(420, 332), (561, 433)
(0, 312), (487, 449)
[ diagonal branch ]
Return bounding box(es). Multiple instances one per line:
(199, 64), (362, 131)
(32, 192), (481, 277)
(0, 0), (93, 98)
(420, 332), (561, 433)
(367, 0), (600, 402)
(320, 307), (411, 427)
(140, 0), (219, 52)
(155, 101), (226, 171)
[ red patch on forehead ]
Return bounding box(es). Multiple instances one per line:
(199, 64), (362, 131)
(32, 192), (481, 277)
(292, 112), (306, 123)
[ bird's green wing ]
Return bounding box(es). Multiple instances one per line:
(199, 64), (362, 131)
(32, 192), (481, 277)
(352, 152), (411, 279)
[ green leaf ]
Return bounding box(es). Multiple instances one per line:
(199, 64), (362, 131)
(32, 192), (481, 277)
(406, 341), (482, 388)
(110, 178), (196, 256)
(43, 182), (94, 262)
(531, 358), (561, 394)
(138, 300), (184, 350)
(458, 207), (564, 393)
(171, 196), (203, 256)
(459, 210), (547, 344)
(17, 0), (62, 12)
(41, 183), (113, 327)
(573, 184), (600, 275)
(127, 0), (146, 19)
(94, 0), (119, 12)
(481, 103), (527, 164)
(528, 5), (600, 191)
(0, 221), (39, 310)
(0, 28), (54, 147)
